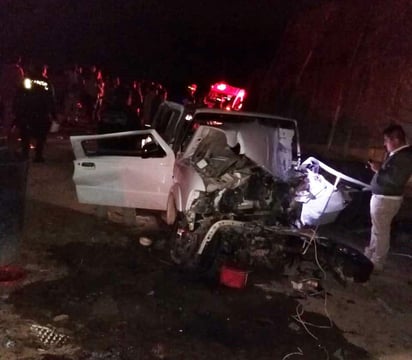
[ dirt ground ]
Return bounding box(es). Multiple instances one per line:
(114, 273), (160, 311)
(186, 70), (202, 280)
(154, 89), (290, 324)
(1, 131), (412, 360)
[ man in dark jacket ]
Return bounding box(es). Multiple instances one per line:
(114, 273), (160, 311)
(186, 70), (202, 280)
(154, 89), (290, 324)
(13, 65), (56, 162)
(365, 124), (412, 271)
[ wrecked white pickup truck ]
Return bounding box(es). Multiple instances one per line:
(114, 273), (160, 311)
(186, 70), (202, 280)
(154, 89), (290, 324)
(71, 102), (373, 282)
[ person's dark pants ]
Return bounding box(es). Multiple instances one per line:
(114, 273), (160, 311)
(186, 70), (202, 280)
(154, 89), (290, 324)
(18, 119), (50, 160)
(81, 94), (96, 122)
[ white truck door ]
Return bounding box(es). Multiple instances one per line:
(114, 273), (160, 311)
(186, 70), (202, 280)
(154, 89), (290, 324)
(70, 129), (175, 210)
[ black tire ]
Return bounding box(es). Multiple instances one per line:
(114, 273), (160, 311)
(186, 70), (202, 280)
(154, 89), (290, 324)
(169, 218), (224, 281)
(305, 237), (374, 283)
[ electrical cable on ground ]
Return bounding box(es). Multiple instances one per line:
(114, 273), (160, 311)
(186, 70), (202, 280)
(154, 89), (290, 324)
(288, 178), (337, 353)
(282, 347), (303, 359)
(390, 252), (412, 260)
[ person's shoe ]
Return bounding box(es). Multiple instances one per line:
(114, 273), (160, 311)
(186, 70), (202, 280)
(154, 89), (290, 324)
(364, 247), (374, 259)
(372, 261), (384, 273)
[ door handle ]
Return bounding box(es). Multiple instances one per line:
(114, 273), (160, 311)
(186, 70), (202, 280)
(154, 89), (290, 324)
(80, 162), (95, 168)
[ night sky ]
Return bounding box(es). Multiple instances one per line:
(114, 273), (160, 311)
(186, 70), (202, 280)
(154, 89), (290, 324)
(0, 0), (325, 94)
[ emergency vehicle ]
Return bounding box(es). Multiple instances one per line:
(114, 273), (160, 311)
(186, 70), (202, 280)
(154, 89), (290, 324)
(204, 82), (246, 111)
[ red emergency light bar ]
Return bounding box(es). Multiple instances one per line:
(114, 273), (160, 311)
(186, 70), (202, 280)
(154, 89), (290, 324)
(211, 82), (243, 97)
(206, 82), (247, 111)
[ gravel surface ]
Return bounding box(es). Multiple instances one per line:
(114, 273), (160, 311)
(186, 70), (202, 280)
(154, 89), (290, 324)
(0, 131), (411, 359)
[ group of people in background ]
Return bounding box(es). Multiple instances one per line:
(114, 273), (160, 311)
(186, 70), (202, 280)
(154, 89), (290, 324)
(0, 55), (168, 161)
(55, 63), (167, 129)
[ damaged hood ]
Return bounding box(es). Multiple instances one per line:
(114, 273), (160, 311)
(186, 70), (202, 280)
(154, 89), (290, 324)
(183, 124), (296, 180)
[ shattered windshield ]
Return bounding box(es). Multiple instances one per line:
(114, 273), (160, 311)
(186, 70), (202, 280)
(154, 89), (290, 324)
(183, 122), (296, 180)
(177, 111), (300, 170)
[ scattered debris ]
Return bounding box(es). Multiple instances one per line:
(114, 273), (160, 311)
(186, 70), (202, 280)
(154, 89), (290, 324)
(3, 337), (16, 349)
(254, 281), (290, 295)
(85, 349), (121, 359)
(139, 236), (153, 247)
(53, 314), (69, 322)
(291, 279), (322, 295)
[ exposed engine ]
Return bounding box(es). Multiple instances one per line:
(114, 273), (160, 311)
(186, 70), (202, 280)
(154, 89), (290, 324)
(189, 168), (296, 223)
(170, 127), (373, 283)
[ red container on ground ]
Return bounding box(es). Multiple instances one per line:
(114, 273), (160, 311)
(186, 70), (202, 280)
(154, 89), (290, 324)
(219, 264), (248, 289)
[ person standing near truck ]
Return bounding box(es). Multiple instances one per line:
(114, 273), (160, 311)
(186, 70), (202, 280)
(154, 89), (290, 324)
(13, 64), (56, 162)
(365, 124), (412, 271)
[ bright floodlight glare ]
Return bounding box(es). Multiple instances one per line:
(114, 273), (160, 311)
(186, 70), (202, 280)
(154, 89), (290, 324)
(23, 78), (32, 89)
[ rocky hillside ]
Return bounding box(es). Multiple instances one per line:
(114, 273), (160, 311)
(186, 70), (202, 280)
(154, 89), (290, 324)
(258, 0), (412, 159)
